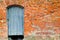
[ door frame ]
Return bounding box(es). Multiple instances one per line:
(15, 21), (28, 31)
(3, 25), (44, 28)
(6, 5), (24, 40)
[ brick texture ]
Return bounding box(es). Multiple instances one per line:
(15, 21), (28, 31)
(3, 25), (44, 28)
(0, 0), (60, 40)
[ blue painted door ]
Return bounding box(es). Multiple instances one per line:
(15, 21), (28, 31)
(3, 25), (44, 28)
(7, 6), (24, 36)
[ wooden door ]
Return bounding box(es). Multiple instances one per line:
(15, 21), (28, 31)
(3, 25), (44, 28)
(7, 6), (24, 36)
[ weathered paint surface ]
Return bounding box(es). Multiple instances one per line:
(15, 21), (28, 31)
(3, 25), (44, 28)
(7, 6), (24, 36)
(0, 0), (60, 40)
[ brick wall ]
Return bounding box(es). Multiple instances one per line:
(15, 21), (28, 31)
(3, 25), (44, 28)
(0, 0), (60, 40)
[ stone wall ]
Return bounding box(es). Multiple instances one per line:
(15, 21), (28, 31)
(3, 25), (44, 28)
(0, 0), (60, 40)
